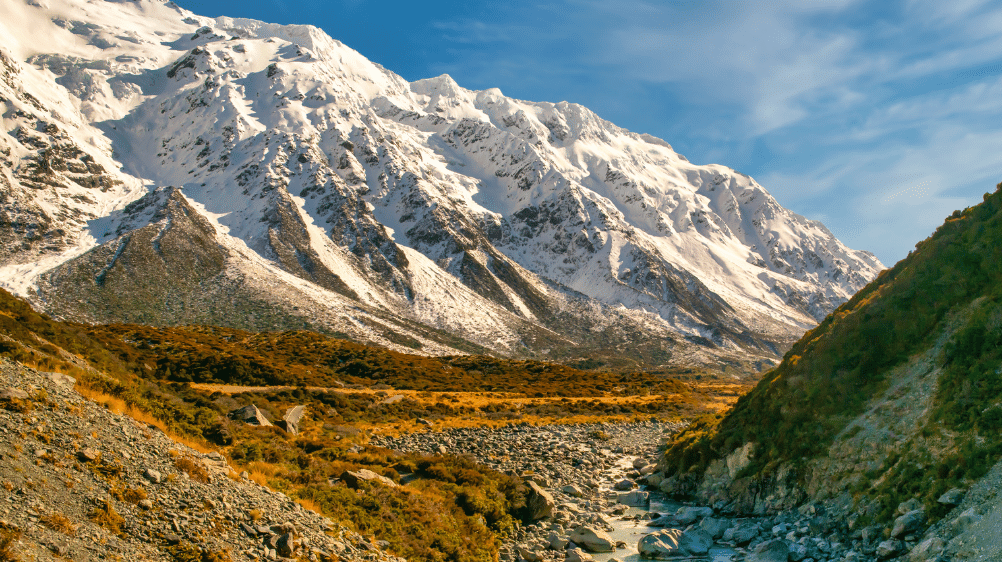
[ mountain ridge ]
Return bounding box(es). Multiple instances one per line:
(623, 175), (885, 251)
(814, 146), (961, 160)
(0, 0), (883, 368)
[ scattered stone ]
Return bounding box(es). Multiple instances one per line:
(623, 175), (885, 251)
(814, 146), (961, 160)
(568, 526), (615, 553)
(673, 505), (713, 526)
(747, 538), (789, 562)
(143, 468), (162, 484)
(612, 479), (634, 491)
(561, 484), (584, 497)
(565, 548), (593, 562)
(876, 540), (900, 559)
(908, 536), (944, 561)
(76, 448), (100, 462)
(547, 532), (568, 550)
(632, 458), (649, 470)
(891, 509), (925, 538)
(699, 516), (730, 539)
(937, 488), (965, 505)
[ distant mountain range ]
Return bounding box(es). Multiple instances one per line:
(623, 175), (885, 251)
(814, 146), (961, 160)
(0, 0), (883, 369)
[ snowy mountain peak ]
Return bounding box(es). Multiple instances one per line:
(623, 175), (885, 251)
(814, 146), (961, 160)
(0, 0), (884, 370)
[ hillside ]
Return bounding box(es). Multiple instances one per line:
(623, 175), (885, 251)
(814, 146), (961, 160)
(0, 0), (882, 370)
(656, 183), (1002, 557)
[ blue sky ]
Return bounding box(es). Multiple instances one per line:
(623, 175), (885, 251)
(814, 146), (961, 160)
(178, 0), (1002, 266)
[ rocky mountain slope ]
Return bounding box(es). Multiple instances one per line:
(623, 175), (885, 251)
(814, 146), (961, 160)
(656, 184), (1002, 560)
(0, 357), (405, 562)
(0, 0), (883, 368)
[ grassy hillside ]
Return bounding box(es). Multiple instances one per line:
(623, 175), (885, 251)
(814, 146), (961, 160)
(0, 287), (727, 562)
(662, 183), (1002, 522)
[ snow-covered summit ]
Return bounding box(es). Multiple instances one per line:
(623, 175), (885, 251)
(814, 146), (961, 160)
(0, 0), (883, 369)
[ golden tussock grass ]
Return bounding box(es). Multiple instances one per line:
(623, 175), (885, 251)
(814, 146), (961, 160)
(39, 513), (76, 536)
(74, 385), (216, 455)
(295, 497), (323, 515)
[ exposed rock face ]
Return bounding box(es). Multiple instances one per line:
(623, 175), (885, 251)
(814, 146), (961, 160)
(0, 0), (883, 369)
(228, 404), (272, 427)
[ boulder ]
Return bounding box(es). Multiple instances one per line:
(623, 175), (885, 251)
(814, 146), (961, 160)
(699, 516), (730, 539)
(896, 498), (923, 515)
(723, 523), (761, 545)
(143, 468), (162, 484)
(561, 484), (584, 498)
(637, 528), (683, 559)
(673, 505), (713, 525)
(937, 488), (965, 505)
(876, 540), (901, 559)
(632, 458), (649, 469)
(891, 509), (926, 538)
(228, 404), (272, 427)
(747, 538), (789, 562)
(77, 448), (100, 462)
(568, 526), (615, 553)
(340, 469), (397, 488)
(637, 528), (711, 558)
(618, 490), (649, 507)
(547, 532), (568, 550)
(678, 528), (712, 555)
(517, 546), (543, 561)
(525, 481), (555, 520)
(565, 548), (593, 562)
(613, 479), (635, 491)
(908, 537), (945, 562)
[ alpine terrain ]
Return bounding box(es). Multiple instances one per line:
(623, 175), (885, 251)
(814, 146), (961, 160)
(656, 185), (1002, 560)
(0, 0), (883, 369)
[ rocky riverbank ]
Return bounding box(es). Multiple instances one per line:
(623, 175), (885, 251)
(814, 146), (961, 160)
(373, 422), (925, 562)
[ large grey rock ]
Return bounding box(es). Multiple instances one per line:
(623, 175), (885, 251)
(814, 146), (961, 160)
(228, 404), (272, 427)
(891, 509), (926, 538)
(673, 505), (713, 525)
(561, 484), (584, 497)
(637, 529), (684, 559)
(637, 528), (712, 559)
(937, 488), (965, 505)
(699, 516), (730, 539)
(568, 526), (615, 553)
(613, 479), (635, 491)
(618, 490), (649, 507)
(547, 532), (568, 550)
(340, 469), (397, 488)
(632, 458), (649, 469)
(876, 540), (901, 559)
(723, 523), (761, 545)
(908, 536), (945, 561)
(897, 498), (923, 515)
(678, 528), (712, 555)
(747, 538), (789, 562)
(517, 545), (543, 561)
(525, 481), (555, 520)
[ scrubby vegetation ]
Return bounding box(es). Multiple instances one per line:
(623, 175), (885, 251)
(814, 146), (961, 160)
(0, 286), (734, 562)
(662, 183), (1002, 527)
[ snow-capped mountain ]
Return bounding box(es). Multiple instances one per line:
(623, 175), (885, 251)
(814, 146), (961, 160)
(0, 0), (883, 369)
